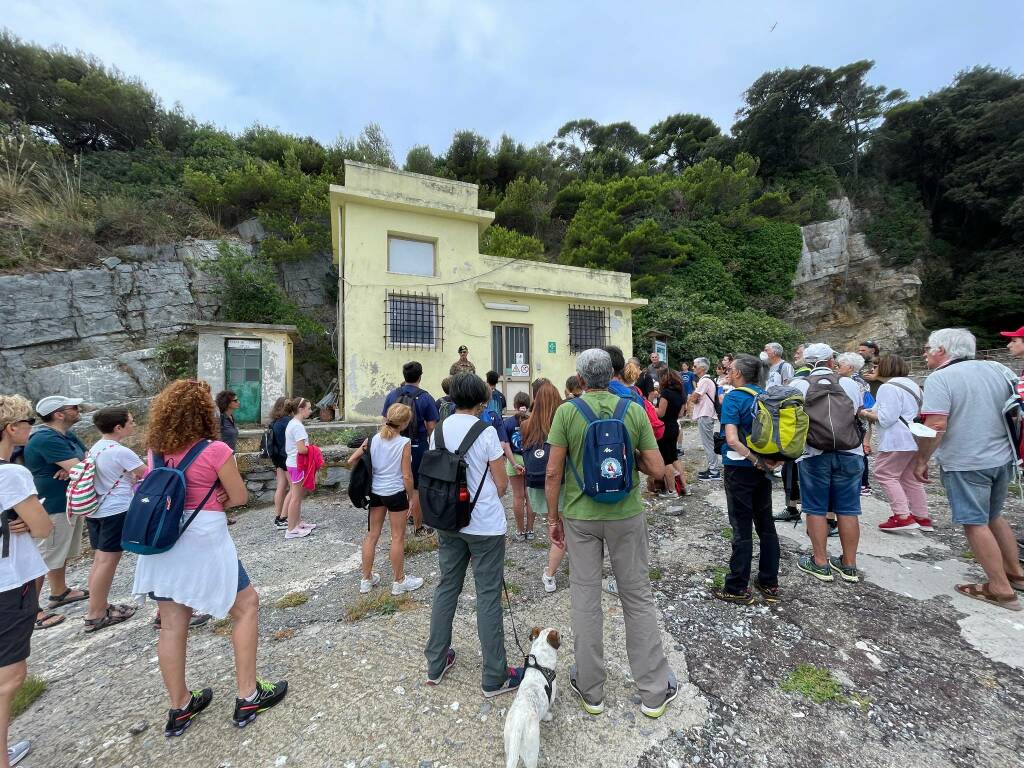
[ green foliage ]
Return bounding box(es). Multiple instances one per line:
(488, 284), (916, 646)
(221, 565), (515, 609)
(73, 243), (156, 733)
(495, 176), (550, 236)
(154, 338), (197, 380)
(780, 664), (847, 704)
(853, 183), (931, 267)
(645, 113), (722, 172)
(11, 675), (46, 719)
(480, 225), (544, 261)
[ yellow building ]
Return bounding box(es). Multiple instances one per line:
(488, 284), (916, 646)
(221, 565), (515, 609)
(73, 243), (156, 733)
(329, 161), (646, 420)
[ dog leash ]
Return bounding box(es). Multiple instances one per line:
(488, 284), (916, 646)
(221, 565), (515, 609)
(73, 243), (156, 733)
(502, 577), (528, 659)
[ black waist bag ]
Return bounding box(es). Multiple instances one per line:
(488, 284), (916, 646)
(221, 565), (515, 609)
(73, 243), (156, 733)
(419, 419), (489, 531)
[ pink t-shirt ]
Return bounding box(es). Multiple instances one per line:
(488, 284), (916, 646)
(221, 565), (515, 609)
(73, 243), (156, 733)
(146, 440), (233, 512)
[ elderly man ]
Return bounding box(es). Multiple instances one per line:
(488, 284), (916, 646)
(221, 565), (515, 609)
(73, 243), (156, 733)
(690, 357), (721, 480)
(449, 345), (476, 376)
(914, 328), (1024, 610)
(545, 348), (678, 719)
(764, 342), (794, 387)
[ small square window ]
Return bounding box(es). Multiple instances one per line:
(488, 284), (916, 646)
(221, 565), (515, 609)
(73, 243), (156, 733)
(388, 236), (435, 276)
(568, 306), (609, 353)
(385, 292), (444, 349)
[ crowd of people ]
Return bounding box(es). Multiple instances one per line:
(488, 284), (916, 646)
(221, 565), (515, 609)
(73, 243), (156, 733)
(2, 325), (1023, 765)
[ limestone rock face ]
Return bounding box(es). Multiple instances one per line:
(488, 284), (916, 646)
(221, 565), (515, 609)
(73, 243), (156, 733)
(786, 198), (923, 354)
(0, 239), (335, 404)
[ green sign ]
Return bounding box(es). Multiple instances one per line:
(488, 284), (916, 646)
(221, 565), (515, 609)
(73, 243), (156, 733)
(548, 341), (556, 353)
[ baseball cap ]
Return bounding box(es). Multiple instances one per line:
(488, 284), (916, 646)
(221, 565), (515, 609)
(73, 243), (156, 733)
(998, 326), (1024, 339)
(458, 345), (468, 353)
(802, 343), (835, 363)
(35, 395), (84, 417)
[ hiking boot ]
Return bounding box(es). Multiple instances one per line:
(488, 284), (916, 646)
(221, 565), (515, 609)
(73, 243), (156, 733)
(773, 506), (801, 522)
(754, 581), (780, 603)
(359, 573), (380, 594)
(798, 554), (834, 582)
(164, 688), (213, 737)
(391, 574), (424, 595)
(568, 665), (605, 715)
(232, 678), (288, 728)
(878, 515), (920, 533)
(711, 587), (754, 605)
(426, 648), (456, 686)
(828, 556), (860, 583)
(482, 667), (524, 698)
(913, 516), (935, 532)
(640, 673), (679, 719)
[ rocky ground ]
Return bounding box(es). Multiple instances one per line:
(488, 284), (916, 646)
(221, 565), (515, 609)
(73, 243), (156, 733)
(11, 426), (1024, 768)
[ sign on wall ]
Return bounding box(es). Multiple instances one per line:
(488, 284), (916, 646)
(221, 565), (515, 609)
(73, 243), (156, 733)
(510, 363), (530, 377)
(548, 341), (556, 353)
(654, 339), (668, 367)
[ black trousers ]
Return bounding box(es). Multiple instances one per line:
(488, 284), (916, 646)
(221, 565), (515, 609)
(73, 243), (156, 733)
(724, 465), (780, 594)
(782, 459), (800, 505)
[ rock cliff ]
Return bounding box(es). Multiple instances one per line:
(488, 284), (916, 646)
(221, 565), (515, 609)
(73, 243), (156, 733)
(786, 198), (924, 354)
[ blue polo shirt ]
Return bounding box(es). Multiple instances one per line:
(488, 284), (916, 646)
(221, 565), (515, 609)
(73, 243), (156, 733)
(719, 385), (762, 466)
(382, 384), (440, 446)
(23, 426), (86, 515)
(680, 371), (696, 397)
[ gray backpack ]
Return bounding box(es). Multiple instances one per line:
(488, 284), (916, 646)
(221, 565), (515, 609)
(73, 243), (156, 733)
(804, 373), (862, 451)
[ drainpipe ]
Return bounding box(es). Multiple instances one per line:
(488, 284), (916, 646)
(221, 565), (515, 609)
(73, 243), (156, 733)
(337, 205), (346, 421)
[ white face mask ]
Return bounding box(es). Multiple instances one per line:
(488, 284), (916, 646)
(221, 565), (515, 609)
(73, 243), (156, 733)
(759, 351), (770, 362)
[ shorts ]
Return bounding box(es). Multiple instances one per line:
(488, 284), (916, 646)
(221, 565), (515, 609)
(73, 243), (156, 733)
(36, 512), (85, 570)
(411, 442), (425, 490)
(368, 490), (409, 512)
(287, 467), (306, 484)
(940, 461), (1015, 526)
(526, 485), (565, 517)
(272, 457), (287, 472)
(152, 560), (250, 602)
(506, 453), (524, 477)
(0, 580), (38, 667)
(87, 512), (126, 553)
(798, 452), (863, 517)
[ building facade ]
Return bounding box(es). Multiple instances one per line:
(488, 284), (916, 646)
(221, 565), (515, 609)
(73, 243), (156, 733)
(330, 161), (646, 420)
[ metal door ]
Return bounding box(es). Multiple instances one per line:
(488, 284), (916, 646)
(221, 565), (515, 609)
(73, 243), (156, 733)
(225, 339), (262, 423)
(491, 324), (532, 404)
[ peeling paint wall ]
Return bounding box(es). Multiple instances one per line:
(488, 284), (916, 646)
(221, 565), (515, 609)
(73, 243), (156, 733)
(197, 329), (293, 423)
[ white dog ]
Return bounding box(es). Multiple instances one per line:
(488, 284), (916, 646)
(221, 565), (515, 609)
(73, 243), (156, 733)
(504, 626), (560, 768)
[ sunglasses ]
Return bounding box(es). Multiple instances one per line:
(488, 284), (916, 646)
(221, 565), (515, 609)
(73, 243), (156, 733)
(3, 418), (35, 429)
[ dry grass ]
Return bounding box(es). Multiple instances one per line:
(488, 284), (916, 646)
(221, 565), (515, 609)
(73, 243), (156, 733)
(345, 592), (415, 622)
(12, 676), (46, 719)
(272, 628), (297, 641)
(404, 534), (439, 556)
(275, 591), (309, 609)
(212, 618), (233, 636)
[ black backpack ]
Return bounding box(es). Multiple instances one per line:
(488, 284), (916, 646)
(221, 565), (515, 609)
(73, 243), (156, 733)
(522, 442), (551, 489)
(347, 436), (374, 509)
(700, 376), (722, 419)
(395, 387), (422, 440)
(418, 419), (489, 531)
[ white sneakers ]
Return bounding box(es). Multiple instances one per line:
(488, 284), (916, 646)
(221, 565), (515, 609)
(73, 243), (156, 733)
(391, 574), (424, 595)
(284, 526), (312, 539)
(541, 570), (557, 593)
(359, 573), (381, 594)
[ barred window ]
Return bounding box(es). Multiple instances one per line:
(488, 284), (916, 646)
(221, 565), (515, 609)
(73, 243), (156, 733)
(385, 291), (444, 349)
(568, 305), (609, 353)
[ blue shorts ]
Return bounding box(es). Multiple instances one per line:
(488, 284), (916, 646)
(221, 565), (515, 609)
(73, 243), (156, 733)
(798, 452), (863, 516)
(151, 560), (250, 602)
(940, 462), (1015, 526)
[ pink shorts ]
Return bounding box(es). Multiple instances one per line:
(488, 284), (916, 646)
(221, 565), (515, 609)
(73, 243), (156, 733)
(287, 467), (306, 485)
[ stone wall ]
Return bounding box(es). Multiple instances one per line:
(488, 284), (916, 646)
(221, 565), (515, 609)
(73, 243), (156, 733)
(236, 444), (352, 501)
(786, 198), (924, 354)
(0, 234), (335, 405)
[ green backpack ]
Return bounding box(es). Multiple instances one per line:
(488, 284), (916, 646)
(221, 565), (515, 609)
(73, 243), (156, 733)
(736, 386), (808, 459)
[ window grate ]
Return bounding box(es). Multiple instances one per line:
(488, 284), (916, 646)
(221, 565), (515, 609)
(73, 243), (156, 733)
(384, 291), (444, 350)
(568, 305), (609, 354)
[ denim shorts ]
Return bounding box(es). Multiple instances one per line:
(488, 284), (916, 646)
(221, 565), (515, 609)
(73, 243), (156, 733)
(940, 462), (1015, 526)
(798, 452), (863, 516)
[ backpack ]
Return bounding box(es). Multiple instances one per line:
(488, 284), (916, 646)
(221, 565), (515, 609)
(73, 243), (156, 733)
(736, 386), (808, 459)
(522, 441), (551, 489)
(347, 436), (374, 509)
(121, 440), (220, 555)
(418, 419), (490, 531)
(66, 443), (123, 520)
(803, 372), (862, 452)
(395, 387), (422, 440)
(259, 424), (282, 464)
(699, 376), (722, 419)
(638, 391), (666, 441)
(565, 397), (635, 504)
(437, 397), (456, 422)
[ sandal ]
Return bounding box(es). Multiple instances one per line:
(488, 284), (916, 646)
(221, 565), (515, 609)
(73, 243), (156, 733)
(954, 582), (1022, 612)
(152, 612), (211, 630)
(84, 604), (136, 633)
(34, 611), (66, 630)
(1006, 575), (1024, 594)
(48, 587), (89, 608)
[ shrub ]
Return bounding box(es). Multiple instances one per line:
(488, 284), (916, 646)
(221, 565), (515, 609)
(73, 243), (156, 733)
(480, 225), (544, 261)
(155, 338), (196, 380)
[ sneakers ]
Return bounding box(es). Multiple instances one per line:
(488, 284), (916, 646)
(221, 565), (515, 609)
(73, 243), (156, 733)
(658, 492), (678, 499)
(605, 578), (618, 595)
(913, 516), (935, 532)
(8, 740), (31, 766)
(797, 554), (834, 582)
(754, 581), (780, 603)
(232, 678), (288, 728)
(828, 555), (860, 583)
(860, 487), (873, 496)
(297, 521), (317, 530)
(641, 674), (679, 719)
(392, 574), (424, 595)
(273, 516), (287, 529)
(541, 570), (557, 593)
(482, 667), (524, 698)
(878, 515), (920, 533)
(164, 687), (213, 737)
(284, 526), (312, 539)
(698, 469), (721, 481)
(773, 506), (801, 522)
(359, 573), (381, 594)
(525, 530), (536, 542)
(568, 665), (605, 715)
(827, 519), (840, 538)
(426, 648), (456, 686)
(711, 587), (754, 605)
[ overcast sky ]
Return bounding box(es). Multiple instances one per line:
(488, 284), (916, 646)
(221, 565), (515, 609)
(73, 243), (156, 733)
(7, 1), (1024, 160)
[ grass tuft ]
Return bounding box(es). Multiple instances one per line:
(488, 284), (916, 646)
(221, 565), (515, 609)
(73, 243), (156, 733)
(346, 592), (414, 622)
(849, 693), (871, 712)
(721, 528), (733, 540)
(959, 550), (975, 560)
(780, 664), (847, 704)
(530, 541), (548, 551)
(11, 676), (46, 719)
(712, 567), (727, 589)
(405, 534), (439, 556)
(275, 591), (309, 609)
(649, 567), (663, 581)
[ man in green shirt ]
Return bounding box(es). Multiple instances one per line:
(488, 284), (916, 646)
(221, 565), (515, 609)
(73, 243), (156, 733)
(545, 348), (679, 719)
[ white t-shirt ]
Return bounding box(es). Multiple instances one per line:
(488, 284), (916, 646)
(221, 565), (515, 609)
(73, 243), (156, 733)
(875, 378), (921, 453)
(428, 414), (505, 536)
(791, 367), (865, 458)
(88, 439), (144, 518)
(0, 463), (49, 592)
(370, 434), (410, 496)
(285, 419), (309, 468)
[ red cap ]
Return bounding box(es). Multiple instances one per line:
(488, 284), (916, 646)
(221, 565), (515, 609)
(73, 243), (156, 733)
(999, 326), (1024, 338)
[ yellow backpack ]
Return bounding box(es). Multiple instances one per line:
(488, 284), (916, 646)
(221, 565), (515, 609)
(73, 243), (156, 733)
(736, 386), (809, 459)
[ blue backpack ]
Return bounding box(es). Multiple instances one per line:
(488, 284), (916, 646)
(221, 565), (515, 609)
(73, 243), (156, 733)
(121, 440), (220, 555)
(565, 397), (635, 504)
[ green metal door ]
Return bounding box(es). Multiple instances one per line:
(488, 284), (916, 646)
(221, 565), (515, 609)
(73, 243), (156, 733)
(226, 339), (262, 423)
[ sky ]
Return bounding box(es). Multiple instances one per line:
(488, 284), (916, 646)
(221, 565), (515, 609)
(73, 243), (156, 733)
(6, 1), (1024, 160)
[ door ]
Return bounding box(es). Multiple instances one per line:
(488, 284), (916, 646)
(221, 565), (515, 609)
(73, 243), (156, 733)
(491, 324), (532, 406)
(225, 339), (262, 423)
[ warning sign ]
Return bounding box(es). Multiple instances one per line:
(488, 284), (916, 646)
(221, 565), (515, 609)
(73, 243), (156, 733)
(510, 363), (530, 377)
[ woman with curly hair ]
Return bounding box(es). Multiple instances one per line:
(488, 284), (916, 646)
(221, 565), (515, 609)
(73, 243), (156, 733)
(132, 380), (287, 738)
